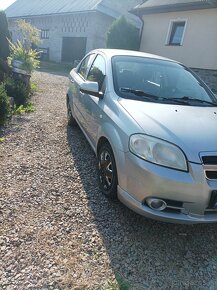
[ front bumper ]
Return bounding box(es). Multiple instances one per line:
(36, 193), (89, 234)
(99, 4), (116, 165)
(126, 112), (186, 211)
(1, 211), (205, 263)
(117, 152), (217, 224)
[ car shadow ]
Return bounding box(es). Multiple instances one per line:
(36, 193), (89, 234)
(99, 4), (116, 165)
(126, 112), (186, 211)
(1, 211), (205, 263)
(67, 125), (217, 289)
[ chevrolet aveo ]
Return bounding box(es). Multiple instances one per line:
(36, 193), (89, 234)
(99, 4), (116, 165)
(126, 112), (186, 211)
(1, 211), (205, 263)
(67, 49), (217, 224)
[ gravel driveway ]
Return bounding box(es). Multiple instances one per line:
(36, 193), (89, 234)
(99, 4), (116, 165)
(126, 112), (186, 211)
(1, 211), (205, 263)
(1, 71), (217, 290)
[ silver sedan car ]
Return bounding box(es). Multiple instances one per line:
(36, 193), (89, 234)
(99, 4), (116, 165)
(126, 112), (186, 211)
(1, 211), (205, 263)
(67, 49), (217, 224)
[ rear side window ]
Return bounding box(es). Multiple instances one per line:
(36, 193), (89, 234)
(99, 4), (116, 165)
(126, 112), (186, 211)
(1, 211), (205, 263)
(78, 54), (95, 79)
(87, 54), (106, 90)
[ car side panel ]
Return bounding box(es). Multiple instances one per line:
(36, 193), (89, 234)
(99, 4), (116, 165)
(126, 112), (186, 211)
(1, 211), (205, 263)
(68, 70), (87, 130)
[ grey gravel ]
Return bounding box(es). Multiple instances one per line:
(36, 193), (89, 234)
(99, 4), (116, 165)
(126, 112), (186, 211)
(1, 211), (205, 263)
(1, 71), (217, 290)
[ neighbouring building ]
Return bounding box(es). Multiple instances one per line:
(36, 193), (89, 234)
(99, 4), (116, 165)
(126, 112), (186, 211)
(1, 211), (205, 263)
(5, 0), (142, 63)
(131, 0), (217, 70)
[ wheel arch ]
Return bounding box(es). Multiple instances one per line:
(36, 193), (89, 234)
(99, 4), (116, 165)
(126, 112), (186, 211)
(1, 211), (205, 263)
(96, 125), (128, 191)
(97, 136), (110, 154)
(96, 123), (127, 154)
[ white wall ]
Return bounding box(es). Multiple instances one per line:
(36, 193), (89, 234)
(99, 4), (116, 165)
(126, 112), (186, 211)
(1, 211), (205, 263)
(8, 12), (114, 62)
(140, 8), (217, 69)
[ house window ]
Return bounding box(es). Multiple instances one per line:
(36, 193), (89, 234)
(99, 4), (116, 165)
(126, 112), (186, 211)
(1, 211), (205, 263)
(167, 21), (186, 46)
(41, 29), (49, 39)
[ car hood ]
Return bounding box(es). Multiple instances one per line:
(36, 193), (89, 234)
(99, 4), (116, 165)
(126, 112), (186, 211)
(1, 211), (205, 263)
(119, 99), (217, 163)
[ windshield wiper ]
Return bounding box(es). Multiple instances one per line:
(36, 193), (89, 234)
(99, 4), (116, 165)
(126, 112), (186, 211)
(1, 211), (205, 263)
(169, 96), (217, 106)
(120, 87), (159, 100)
(120, 88), (188, 104)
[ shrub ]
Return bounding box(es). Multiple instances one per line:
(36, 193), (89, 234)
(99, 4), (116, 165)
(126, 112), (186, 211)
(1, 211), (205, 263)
(106, 16), (140, 50)
(0, 83), (10, 126)
(16, 19), (41, 50)
(0, 11), (10, 82)
(30, 82), (38, 94)
(8, 40), (40, 74)
(4, 77), (30, 106)
(0, 11), (10, 60)
(14, 102), (35, 115)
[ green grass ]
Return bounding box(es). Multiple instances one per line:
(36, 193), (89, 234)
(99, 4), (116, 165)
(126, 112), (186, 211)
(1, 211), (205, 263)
(38, 61), (73, 76)
(0, 137), (5, 143)
(14, 101), (35, 115)
(30, 82), (39, 94)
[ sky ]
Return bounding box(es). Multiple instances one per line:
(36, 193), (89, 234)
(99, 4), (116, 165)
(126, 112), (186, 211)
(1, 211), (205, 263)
(0, 0), (16, 10)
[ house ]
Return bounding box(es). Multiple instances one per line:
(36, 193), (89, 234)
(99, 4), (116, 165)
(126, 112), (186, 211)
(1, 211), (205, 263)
(5, 0), (142, 63)
(131, 0), (217, 70)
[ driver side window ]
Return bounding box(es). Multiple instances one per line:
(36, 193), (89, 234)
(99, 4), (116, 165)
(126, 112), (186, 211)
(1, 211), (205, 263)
(87, 54), (106, 90)
(78, 54), (95, 79)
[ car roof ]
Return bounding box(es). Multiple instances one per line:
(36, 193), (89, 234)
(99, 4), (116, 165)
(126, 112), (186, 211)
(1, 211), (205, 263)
(90, 48), (178, 63)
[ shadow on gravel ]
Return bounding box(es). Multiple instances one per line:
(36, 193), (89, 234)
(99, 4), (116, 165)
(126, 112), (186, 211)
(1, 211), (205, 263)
(67, 125), (217, 290)
(0, 116), (31, 138)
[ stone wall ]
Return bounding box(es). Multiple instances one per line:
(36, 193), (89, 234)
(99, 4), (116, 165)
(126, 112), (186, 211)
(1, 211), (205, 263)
(193, 69), (217, 94)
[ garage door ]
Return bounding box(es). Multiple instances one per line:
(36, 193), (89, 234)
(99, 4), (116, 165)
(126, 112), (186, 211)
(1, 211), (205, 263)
(61, 37), (87, 63)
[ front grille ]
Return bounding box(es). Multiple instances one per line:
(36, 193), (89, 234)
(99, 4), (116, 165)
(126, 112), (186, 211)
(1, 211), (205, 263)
(207, 190), (217, 209)
(205, 191), (217, 215)
(204, 210), (217, 215)
(201, 154), (217, 180)
(206, 171), (217, 179)
(163, 199), (183, 214)
(202, 156), (217, 165)
(163, 207), (182, 214)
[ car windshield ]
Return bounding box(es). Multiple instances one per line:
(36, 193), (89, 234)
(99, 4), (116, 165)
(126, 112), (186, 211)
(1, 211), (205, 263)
(112, 56), (217, 106)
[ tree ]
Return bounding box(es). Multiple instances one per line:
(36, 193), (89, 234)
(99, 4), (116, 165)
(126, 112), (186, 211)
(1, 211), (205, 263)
(16, 19), (41, 50)
(0, 11), (10, 82)
(106, 16), (140, 51)
(0, 11), (10, 60)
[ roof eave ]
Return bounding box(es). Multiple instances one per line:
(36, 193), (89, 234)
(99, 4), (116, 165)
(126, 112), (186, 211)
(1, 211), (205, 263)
(6, 9), (103, 19)
(131, 2), (217, 16)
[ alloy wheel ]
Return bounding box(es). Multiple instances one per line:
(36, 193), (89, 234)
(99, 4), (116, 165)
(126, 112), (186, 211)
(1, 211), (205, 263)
(99, 150), (113, 190)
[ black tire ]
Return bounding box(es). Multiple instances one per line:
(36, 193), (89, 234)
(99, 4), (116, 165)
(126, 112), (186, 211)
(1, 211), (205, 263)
(67, 98), (77, 126)
(98, 142), (118, 199)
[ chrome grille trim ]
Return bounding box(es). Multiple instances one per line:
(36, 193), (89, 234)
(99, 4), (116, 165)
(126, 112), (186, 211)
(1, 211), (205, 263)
(200, 152), (217, 180)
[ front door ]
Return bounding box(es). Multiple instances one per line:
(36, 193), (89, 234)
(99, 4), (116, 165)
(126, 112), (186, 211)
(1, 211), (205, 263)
(83, 54), (107, 146)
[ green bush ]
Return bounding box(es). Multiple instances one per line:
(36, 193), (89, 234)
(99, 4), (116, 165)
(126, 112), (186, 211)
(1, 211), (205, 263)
(0, 11), (10, 82)
(0, 83), (10, 126)
(14, 101), (35, 115)
(8, 40), (40, 74)
(106, 16), (140, 50)
(0, 11), (10, 60)
(4, 77), (30, 106)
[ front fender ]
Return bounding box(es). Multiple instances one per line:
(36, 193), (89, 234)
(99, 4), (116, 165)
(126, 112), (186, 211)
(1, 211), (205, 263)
(97, 122), (129, 190)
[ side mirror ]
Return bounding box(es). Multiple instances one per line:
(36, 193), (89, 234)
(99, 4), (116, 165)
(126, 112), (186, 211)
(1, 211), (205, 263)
(80, 81), (103, 99)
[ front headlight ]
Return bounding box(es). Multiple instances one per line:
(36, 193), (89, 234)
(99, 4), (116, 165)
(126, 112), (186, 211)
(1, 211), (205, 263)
(129, 134), (188, 171)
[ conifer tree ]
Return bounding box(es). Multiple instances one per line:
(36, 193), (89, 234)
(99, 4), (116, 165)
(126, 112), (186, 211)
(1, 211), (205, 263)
(0, 11), (10, 60)
(106, 16), (140, 50)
